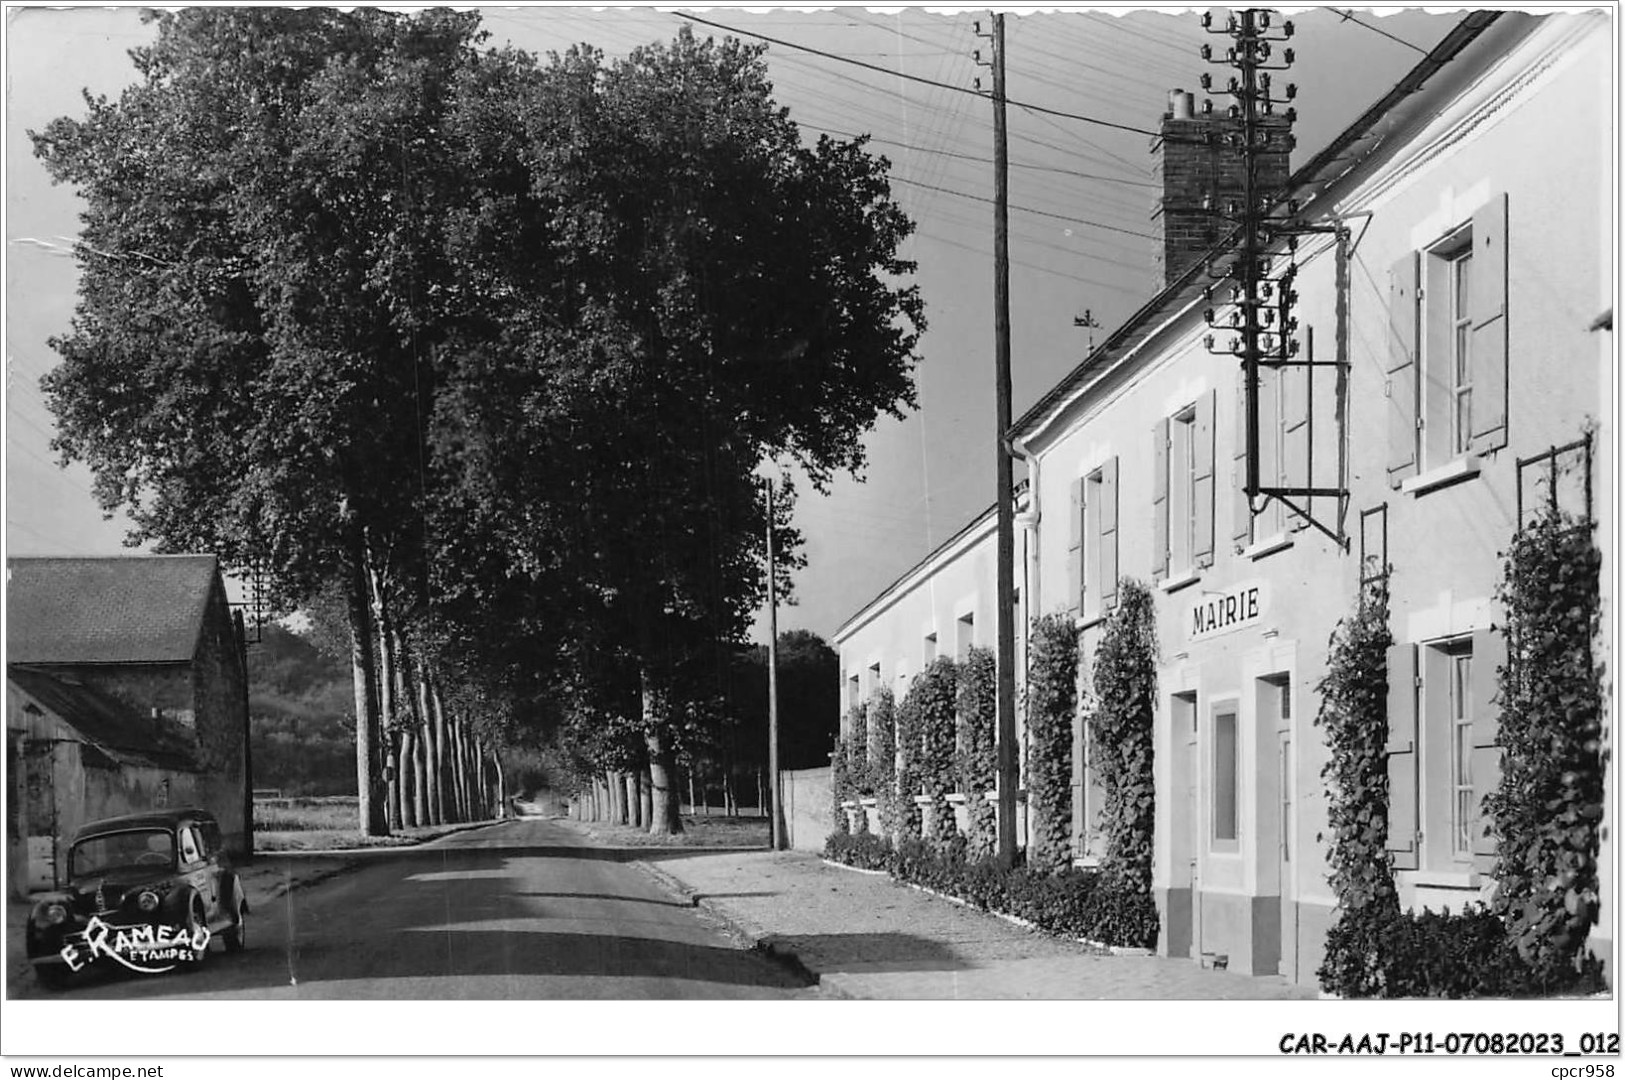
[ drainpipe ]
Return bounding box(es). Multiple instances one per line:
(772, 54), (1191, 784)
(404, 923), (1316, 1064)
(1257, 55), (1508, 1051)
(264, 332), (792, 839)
(1010, 434), (1041, 850)
(1010, 435), (1041, 633)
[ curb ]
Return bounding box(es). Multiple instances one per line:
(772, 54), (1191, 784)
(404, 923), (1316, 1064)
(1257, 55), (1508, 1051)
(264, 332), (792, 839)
(820, 858), (889, 876)
(631, 858), (853, 999)
(249, 859), (362, 904)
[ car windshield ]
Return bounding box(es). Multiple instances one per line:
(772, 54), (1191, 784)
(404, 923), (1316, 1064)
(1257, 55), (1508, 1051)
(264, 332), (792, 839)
(70, 830), (175, 878)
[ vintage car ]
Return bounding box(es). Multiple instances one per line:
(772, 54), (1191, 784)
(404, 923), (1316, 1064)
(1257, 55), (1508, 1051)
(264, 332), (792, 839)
(27, 808), (248, 989)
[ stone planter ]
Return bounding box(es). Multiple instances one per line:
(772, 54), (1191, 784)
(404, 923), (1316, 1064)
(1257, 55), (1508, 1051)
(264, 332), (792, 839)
(860, 797), (881, 835)
(841, 799), (862, 834)
(946, 792), (970, 836)
(913, 794), (936, 838)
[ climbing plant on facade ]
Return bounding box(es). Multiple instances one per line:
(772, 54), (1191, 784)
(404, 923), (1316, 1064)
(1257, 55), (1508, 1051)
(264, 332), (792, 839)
(845, 703), (869, 796)
(956, 646), (998, 862)
(1485, 506), (1606, 990)
(1026, 613), (1079, 872)
(1085, 578), (1158, 899)
(868, 685), (899, 836)
(828, 727), (851, 837)
(1314, 575), (1399, 997)
(911, 657), (959, 847)
(893, 676), (923, 841)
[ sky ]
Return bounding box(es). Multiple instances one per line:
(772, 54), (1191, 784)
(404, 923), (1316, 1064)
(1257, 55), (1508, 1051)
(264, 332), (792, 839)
(3, 2), (1466, 641)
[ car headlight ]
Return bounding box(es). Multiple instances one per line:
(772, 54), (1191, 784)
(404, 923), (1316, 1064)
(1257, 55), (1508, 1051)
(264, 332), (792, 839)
(137, 891), (160, 913)
(42, 903), (68, 926)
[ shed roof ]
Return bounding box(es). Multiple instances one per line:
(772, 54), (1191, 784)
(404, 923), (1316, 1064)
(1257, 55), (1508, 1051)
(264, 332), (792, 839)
(8, 665), (201, 772)
(5, 555), (221, 665)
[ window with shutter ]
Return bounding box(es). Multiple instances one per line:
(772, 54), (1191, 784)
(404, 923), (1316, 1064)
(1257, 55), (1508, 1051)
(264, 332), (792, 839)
(1152, 418), (1170, 580)
(1192, 389), (1216, 567)
(1067, 477), (1084, 616)
(1387, 253), (1421, 487)
(1080, 458), (1120, 620)
(1282, 326), (1312, 531)
(1469, 627), (1506, 870)
(1099, 457), (1119, 610)
(1233, 373), (1252, 550)
(1469, 194), (1509, 454)
(1386, 643), (1420, 870)
(1408, 192), (1510, 475)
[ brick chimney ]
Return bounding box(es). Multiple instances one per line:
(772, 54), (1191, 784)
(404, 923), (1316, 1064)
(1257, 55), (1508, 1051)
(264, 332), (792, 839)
(1155, 89), (1293, 287)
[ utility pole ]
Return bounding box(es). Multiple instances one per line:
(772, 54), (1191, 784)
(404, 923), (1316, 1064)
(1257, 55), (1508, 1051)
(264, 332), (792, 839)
(1200, 10), (1316, 528)
(764, 475), (785, 851)
(978, 11), (1019, 869)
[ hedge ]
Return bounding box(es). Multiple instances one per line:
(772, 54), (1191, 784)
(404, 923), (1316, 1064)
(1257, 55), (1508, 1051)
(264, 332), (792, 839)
(822, 832), (1158, 950)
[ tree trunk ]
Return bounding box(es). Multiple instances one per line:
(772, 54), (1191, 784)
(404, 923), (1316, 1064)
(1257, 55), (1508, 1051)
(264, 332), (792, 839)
(479, 741), (492, 819)
(757, 768), (765, 819)
(374, 591), (400, 833)
(447, 716), (466, 823)
(400, 725), (418, 829)
(688, 772), (697, 816)
(345, 540), (387, 836)
(494, 751), (507, 819)
(474, 736), (486, 819)
(638, 672), (683, 835)
(429, 679), (452, 824)
(623, 772), (639, 827)
(638, 768), (654, 830)
(610, 771), (628, 825)
(413, 668), (434, 827)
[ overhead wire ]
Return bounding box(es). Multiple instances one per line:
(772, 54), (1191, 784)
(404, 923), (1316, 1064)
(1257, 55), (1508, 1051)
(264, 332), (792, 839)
(670, 11), (1164, 138)
(1326, 7), (1430, 54)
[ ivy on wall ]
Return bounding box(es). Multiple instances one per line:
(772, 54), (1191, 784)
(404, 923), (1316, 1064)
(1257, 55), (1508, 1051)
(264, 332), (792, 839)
(1486, 509), (1606, 990)
(846, 702), (869, 799)
(1086, 578), (1158, 899)
(829, 729), (851, 837)
(912, 657), (959, 844)
(1026, 613), (1079, 872)
(1314, 576), (1399, 996)
(868, 686), (899, 835)
(957, 646), (998, 862)
(894, 678), (922, 841)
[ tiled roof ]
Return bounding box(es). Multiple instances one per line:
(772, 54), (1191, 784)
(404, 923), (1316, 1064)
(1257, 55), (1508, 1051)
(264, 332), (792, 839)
(5, 555), (220, 665)
(8, 665), (201, 771)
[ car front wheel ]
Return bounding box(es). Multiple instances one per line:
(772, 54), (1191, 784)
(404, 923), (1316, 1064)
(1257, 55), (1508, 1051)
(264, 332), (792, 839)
(224, 900), (247, 953)
(183, 900), (209, 970)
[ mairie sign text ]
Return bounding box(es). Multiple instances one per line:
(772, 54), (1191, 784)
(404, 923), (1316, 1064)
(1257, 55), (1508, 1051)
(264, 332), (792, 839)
(1188, 580), (1266, 642)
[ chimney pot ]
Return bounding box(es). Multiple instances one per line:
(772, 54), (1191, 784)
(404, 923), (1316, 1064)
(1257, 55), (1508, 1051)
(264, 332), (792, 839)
(1168, 89), (1195, 120)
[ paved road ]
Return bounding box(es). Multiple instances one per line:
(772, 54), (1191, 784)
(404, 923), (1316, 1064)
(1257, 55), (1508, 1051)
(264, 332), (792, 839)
(19, 819), (815, 1000)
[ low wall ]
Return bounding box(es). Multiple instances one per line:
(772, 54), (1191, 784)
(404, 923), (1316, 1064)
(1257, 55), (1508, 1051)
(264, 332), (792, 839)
(781, 766), (832, 852)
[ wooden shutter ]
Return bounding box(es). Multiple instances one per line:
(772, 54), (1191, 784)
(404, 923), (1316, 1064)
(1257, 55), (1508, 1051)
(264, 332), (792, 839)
(1386, 643), (1420, 870)
(1066, 477), (1084, 616)
(1193, 389), (1216, 567)
(1470, 627), (1507, 869)
(1283, 327), (1312, 531)
(1387, 252), (1421, 487)
(1233, 370), (1253, 549)
(1152, 418), (1170, 580)
(1099, 457), (1119, 609)
(1470, 193), (1510, 454)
